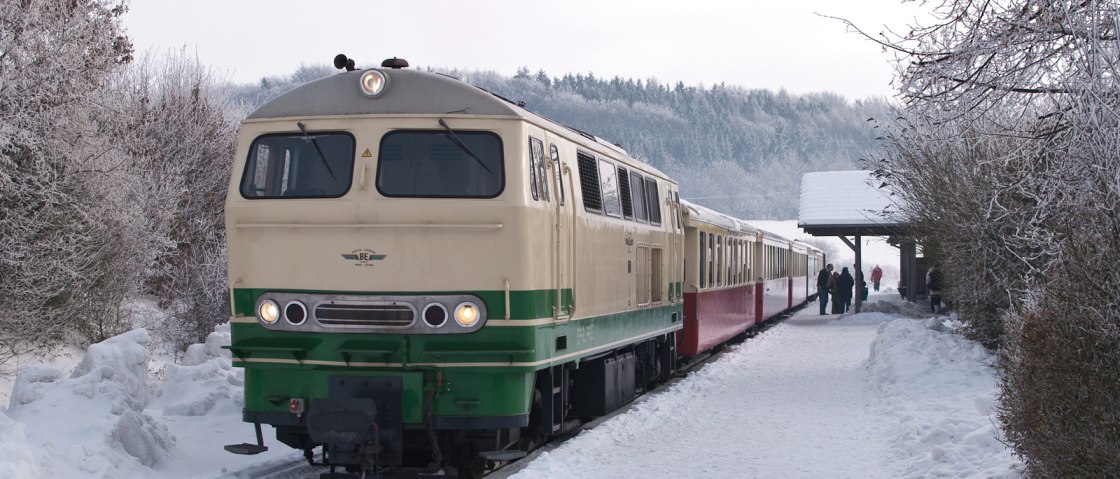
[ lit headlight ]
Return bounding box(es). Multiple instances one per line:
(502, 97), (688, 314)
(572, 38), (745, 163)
(454, 302), (480, 328)
(258, 300), (280, 324)
(359, 70), (388, 98)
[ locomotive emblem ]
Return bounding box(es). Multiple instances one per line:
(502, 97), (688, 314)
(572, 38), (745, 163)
(341, 249), (387, 266)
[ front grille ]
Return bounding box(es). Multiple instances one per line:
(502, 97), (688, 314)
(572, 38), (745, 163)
(315, 303), (415, 327)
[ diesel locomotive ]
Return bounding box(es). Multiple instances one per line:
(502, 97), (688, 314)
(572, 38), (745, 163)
(223, 55), (821, 477)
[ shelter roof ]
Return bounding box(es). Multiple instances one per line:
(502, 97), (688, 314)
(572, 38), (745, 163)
(797, 170), (905, 236)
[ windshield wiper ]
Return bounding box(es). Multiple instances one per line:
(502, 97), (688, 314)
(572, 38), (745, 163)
(297, 121), (337, 180)
(438, 118), (493, 173)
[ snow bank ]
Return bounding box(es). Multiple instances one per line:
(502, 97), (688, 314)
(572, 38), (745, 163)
(0, 411), (50, 478)
(150, 323), (243, 416)
(5, 329), (175, 477)
(868, 317), (1021, 478)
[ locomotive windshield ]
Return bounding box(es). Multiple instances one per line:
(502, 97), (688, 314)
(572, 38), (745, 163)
(376, 130), (504, 198)
(240, 132), (355, 198)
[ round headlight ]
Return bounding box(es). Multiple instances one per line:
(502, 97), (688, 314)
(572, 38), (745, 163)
(423, 303), (448, 328)
(258, 300), (280, 324)
(285, 301), (307, 326)
(453, 302), (480, 328)
(359, 70), (388, 98)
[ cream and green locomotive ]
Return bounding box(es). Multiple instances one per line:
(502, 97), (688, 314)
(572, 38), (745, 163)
(224, 57), (684, 476)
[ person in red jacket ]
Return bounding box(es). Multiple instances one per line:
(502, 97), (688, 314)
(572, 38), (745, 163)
(871, 265), (883, 292)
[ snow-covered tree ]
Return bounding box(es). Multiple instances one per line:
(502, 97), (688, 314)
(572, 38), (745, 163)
(0, 0), (133, 364)
(853, 1), (1120, 474)
(108, 51), (240, 351)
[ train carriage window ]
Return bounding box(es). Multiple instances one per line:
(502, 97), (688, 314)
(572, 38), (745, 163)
(550, 144), (565, 205)
(241, 132), (355, 199)
(629, 171), (648, 222)
(576, 152), (601, 212)
(528, 137), (548, 201)
(377, 130), (503, 198)
(707, 233), (715, 288)
(716, 235), (723, 287)
(726, 237), (732, 286)
(646, 177), (662, 225)
(699, 231), (707, 289)
(598, 159), (623, 217)
(617, 166), (634, 219)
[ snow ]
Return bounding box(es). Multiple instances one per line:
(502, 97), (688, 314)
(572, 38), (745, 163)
(798, 170), (897, 227)
(507, 294), (1021, 479)
(0, 293), (1020, 478)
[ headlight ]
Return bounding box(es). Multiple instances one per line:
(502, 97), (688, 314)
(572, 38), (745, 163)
(454, 302), (480, 328)
(422, 303), (448, 328)
(259, 300), (280, 324)
(359, 70), (388, 98)
(284, 301), (307, 326)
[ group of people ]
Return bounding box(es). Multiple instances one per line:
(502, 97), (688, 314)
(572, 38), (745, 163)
(816, 262), (946, 314)
(816, 264), (882, 315)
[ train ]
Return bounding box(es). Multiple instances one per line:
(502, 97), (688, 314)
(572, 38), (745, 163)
(222, 55), (824, 478)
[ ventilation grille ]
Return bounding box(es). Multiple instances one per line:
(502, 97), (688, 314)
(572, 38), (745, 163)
(315, 303), (415, 327)
(577, 152), (601, 211)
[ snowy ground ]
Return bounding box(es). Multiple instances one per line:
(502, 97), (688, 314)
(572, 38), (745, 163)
(0, 292), (1021, 478)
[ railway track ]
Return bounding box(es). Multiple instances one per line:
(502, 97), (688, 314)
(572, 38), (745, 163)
(218, 307), (803, 479)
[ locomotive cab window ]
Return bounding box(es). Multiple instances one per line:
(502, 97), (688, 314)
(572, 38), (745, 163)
(377, 130), (504, 198)
(240, 132), (355, 199)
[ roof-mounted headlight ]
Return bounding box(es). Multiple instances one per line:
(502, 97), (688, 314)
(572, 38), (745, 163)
(359, 69), (389, 98)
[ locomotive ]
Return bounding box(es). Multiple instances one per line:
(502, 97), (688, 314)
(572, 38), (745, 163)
(223, 56), (821, 477)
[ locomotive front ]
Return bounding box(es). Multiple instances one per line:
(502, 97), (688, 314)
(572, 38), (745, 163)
(224, 59), (555, 473)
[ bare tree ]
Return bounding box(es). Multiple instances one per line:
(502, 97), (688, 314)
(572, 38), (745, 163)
(107, 51), (240, 352)
(848, 1), (1120, 474)
(0, 0), (133, 367)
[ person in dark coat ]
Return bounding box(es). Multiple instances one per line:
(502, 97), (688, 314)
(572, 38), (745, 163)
(837, 267), (855, 313)
(830, 271), (843, 314)
(816, 263), (834, 315)
(927, 265), (944, 313)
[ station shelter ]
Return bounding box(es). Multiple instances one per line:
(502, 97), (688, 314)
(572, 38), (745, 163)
(797, 170), (922, 313)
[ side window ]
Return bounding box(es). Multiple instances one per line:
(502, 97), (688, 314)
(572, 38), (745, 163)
(700, 231), (707, 289)
(646, 177), (662, 225)
(630, 171), (648, 222)
(707, 233), (715, 288)
(716, 235), (723, 287)
(617, 166), (634, 220)
(598, 159), (622, 217)
(577, 152), (601, 212)
(529, 137), (549, 202)
(550, 144), (564, 205)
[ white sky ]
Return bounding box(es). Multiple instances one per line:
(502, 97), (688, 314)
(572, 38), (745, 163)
(123, 0), (931, 100)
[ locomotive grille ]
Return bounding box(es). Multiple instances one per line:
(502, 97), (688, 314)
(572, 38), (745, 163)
(315, 303), (415, 327)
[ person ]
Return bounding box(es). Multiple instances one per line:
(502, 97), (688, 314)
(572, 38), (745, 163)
(830, 270), (843, 314)
(816, 263), (834, 315)
(838, 267), (855, 312)
(871, 265), (883, 292)
(927, 265), (943, 313)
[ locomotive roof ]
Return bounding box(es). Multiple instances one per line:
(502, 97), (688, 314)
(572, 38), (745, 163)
(247, 67), (673, 182)
(248, 69), (521, 119)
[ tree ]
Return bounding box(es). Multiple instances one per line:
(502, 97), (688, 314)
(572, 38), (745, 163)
(849, 1), (1120, 475)
(0, 0), (133, 366)
(109, 51), (240, 351)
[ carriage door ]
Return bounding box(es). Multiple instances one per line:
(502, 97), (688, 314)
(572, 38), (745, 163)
(544, 138), (573, 320)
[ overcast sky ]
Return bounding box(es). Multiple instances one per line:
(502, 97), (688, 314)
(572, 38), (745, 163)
(124, 0), (930, 100)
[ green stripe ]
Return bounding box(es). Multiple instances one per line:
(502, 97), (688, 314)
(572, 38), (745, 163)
(232, 287), (574, 321)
